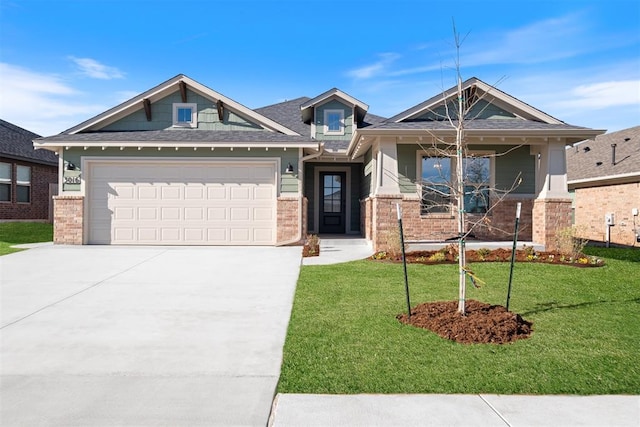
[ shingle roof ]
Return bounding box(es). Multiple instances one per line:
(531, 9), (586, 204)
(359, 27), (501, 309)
(255, 97), (312, 136)
(567, 125), (640, 183)
(0, 119), (58, 165)
(35, 129), (316, 144)
(367, 119), (592, 132)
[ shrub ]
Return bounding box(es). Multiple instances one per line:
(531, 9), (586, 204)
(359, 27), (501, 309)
(379, 227), (405, 259)
(428, 252), (446, 262)
(476, 247), (491, 261)
(555, 227), (589, 259)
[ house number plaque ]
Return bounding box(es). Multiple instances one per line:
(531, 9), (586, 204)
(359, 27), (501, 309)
(64, 175), (81, 185)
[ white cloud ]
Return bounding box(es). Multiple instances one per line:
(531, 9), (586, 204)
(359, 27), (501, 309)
(347, 53), (400, 79)
(69, 56), (125, 79)
(555, 80), (640, 109)
(0, 63), (107, 135)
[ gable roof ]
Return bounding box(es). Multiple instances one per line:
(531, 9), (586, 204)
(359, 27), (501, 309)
(388, 77), (563, 124)
(348, 77), (605, 158)
(0, 119), (58, 165)
(567, 125), (640, 188)
(62, 74), (299, 136)
(300, 88), (369, 125)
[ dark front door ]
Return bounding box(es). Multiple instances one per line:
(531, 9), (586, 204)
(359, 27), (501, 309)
(319, 172), (346, 234)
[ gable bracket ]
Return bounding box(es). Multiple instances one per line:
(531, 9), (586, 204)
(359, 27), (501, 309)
(216, 100), (224, 122)
(179, 81), (188, 102)
(142, 98), (152, 121)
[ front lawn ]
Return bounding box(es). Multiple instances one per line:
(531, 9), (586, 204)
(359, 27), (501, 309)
(0, 222), (53, 255)
(278, 247), (640, 395)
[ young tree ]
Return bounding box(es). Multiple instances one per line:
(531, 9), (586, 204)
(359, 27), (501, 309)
(417, 25), (523, 315)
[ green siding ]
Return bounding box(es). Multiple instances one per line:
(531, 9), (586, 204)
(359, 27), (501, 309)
(62, 147), (298, 193)
(315, 100), (353, 141)
(415, 99), (518, 121)
(361, 148), (373, 198)
(397, 144), (418, 194)
(103, 89), (262, 131)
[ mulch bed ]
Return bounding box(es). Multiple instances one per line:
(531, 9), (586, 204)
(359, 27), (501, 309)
(376, 247), (604, 267)
(397, 300), (533, 344)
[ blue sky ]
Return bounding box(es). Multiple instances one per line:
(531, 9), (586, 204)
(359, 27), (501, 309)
(1, 0), (639, 137)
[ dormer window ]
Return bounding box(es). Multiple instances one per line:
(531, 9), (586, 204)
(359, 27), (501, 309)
(173, 103), (197, 128)
(324, 110), (344, 135)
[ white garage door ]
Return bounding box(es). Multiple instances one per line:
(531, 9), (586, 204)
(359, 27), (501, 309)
(87, 160), (277, 245)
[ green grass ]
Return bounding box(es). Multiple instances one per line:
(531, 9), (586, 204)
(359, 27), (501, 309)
(0, 222), (53, 255)
(278, 249), (640, 395)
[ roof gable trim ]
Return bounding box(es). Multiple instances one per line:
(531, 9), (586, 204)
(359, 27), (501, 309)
(64, 75), (300, 136)
(389, 77), (563, 125)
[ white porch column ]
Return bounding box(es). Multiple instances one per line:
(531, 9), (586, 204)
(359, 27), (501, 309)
(374, 136), (400, 195)
(534, 140), (570, 199)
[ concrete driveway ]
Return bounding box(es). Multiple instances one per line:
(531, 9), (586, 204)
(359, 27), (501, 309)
(1, 245), (302, 426)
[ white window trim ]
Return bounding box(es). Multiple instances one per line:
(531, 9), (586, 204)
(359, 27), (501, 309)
(416, 150), (495, 215)
(172, 103), (197, 128)
(324, 109), (345, 135)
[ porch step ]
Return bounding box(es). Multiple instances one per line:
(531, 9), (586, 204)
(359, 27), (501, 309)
(318, 237), (370, 247)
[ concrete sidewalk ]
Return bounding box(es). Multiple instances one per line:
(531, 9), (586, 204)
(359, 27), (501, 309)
(269, 393), (640, 426)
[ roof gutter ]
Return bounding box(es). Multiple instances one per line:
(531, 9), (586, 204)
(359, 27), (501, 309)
(276, 142), (324, 247)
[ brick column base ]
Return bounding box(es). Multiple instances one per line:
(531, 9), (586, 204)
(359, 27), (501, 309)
(277, 196), (307, 245)
(532, 198), (572, 251)
(371, 195), (403, 251)
(53, 195), (84, 244)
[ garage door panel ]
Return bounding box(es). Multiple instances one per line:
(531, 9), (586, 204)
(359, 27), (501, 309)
(88, 161), (276, 245)
(161, 207), (181, 220)
(185, 186), (204, 199)
(231, 186), (251, 200)
(114, 207), (135, 220)
(254, 207), (274, 221)
(138, 186), (157, 200)
(161, 186), (181, 200)
(184, 207), (204, 220)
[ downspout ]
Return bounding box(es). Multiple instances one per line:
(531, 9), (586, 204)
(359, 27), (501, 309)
(276, 142), (324, 246)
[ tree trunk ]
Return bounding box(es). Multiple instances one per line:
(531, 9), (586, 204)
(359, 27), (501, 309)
(456, 76), (467, 315)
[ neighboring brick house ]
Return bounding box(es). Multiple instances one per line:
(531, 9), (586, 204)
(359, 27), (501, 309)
(0, 120), (59, 221)
(567, 126), (640, 247)
(34, 74), (603, 249)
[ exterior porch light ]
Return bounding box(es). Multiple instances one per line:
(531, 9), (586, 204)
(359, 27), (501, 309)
(285, 163), (294, 173)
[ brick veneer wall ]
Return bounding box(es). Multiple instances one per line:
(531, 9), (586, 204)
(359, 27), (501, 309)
(0, 158), (58, 221)
(277, 196), (307, 244)
(53, 196), (84, 244)
(362, 195), (534, 251)
(573, 182), (640, 247)
(532, 198), (572, 251)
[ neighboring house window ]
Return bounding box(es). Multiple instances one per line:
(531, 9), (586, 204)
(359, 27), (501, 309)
(420, 153), (492, 215)
(172, 103), (197, 128)
(16, 165), (31, 203)
(0, 162), (11, 202)
(324, 110), (344, 135)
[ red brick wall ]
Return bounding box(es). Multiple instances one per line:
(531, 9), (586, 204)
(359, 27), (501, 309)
(277, 196), (306, 244)
(532, 198), (572, 251)
(0, 157), (58, 221)
(53, 196), (84, 244)
(362, 195), (535, 251)
(574, 182), (640, 247)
